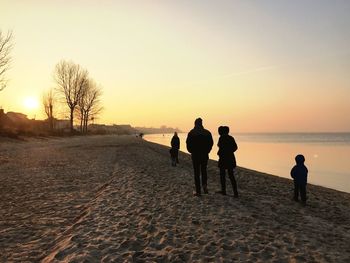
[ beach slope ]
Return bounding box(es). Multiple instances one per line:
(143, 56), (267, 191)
(0, 135), (349, 262)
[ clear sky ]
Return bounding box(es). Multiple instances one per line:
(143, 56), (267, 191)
(1, 0), (350, 132)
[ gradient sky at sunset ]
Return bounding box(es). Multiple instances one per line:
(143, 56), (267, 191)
(1, 0), (350, 132)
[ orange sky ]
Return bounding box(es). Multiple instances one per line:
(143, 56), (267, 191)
(1, 1), (350, 132)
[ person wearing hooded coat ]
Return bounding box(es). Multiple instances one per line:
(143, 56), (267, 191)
(186, 118), (213, 196)
(291, 154), (308, 205)
(170, 132), (180, 166)
(217, 126), (239, 197)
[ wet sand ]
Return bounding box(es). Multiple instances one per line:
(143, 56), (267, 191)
(0, 135), (349, 262)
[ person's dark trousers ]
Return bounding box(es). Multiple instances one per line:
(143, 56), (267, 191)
(294, 181), (307, 204)
(175, 150), (179, 163)
(220, 168), (238, 197)
(171, 157), (176, 166)
(192, 155), (208, 195)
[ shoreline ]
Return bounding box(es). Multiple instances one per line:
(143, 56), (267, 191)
(1, 135), (349, 262)
(147, 139), (350, 195)
(144, 133), (350, 194)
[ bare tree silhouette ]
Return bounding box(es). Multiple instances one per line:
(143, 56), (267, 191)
(54, 60), (88, 132)
(42, 88), (55, 131)
(0, 30), (13, 91)
(77, 79), (102, 133)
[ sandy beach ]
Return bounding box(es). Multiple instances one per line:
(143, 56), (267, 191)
(0, 135), (349, 262)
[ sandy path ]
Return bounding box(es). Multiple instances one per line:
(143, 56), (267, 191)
(1, 135), (350, 262)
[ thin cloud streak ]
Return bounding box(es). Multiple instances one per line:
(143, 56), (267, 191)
(221, 65), (277, 79)
(178, 65), (277, 90)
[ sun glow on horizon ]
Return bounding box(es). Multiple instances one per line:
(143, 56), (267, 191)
(1, 1), (350, 132)
(23, 97), (39, 110)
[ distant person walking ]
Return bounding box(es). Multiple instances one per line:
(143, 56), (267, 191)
(186, 118), (213, 196)
(291, 154), (308, 205)
(217, 126), (239, 197)
(170, 132), (180, 166)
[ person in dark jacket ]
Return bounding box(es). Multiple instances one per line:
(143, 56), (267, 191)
(170, 132), (180, 166)
(186, 118), (213, 196)
(291, 154), (308, 205)
(217, 126), (239, 197)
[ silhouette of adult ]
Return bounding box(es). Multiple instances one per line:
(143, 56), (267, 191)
(170, 132), (180, 166)
(217, 126), (238, 197)
(186, 118), (213, 196)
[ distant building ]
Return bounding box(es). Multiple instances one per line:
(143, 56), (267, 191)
(55, 119), (70, 131)
(88, 124), (138, 135)
(0, 109), (13, 129)
(6, 112), (30, 124)
(0, 111), (31, 130)
(0, 110), (49, 134)
(135, 126), (182, 134)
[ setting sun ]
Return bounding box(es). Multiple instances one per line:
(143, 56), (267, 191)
(23, 97), (39, 110)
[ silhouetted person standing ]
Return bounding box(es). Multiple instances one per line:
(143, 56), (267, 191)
(291, 154), (308, 205)
(217, 126), (239, 197)
(186, 118), (213, 196)
(170, 132), (180, 166)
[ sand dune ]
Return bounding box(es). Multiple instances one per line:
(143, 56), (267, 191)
(0, 135), (349, 262)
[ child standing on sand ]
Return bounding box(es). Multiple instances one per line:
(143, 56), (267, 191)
(291, 154), (308, 205)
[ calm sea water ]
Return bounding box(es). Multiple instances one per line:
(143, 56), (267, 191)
(144, 133), (350, 193)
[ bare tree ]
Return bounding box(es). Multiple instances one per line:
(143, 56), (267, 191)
(77, 93), (86, 133)
(84, 81), (102, 133)
(77, 79), (102, 133)
(0, 30), (13, 91)
(54, 60), (88, 132)
(42, 88), (55, 131)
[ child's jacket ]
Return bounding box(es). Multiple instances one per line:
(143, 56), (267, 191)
(291, 164), (308, 185)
